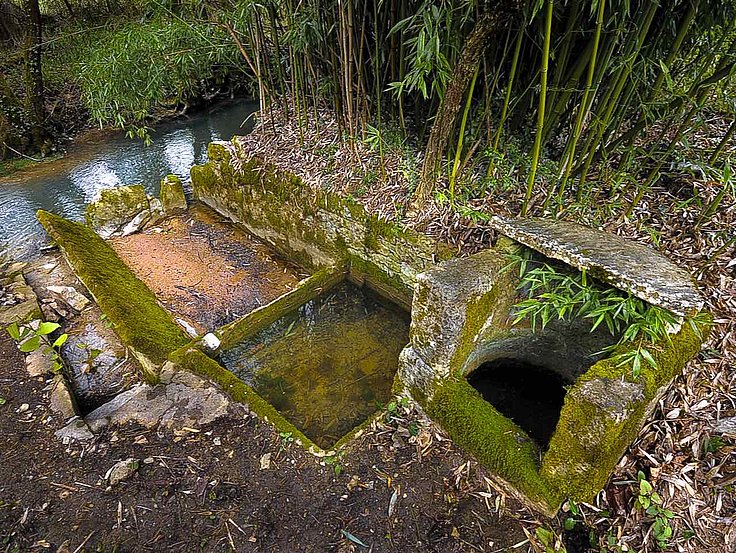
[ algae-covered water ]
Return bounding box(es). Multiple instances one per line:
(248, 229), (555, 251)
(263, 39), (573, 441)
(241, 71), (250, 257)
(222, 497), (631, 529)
(219, 280), (410, 449)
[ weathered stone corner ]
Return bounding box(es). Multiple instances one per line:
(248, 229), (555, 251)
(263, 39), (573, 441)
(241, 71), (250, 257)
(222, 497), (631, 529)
(160, 174), (187, 214)
(399, 248), (516, 396)
(85, 184), (164, 239)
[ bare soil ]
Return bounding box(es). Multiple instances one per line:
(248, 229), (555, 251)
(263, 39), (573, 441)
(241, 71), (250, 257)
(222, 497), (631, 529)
(110, 204), (305, 334)
(0, 328), (538, 553)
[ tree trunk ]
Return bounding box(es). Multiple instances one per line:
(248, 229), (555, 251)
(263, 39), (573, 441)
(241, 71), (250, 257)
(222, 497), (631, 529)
(412, 12), (500, 210)
(25, 0), (45, 150)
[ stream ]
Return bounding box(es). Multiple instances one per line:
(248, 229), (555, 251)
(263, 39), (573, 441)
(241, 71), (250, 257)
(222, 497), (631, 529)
(0, 100), (258, 259)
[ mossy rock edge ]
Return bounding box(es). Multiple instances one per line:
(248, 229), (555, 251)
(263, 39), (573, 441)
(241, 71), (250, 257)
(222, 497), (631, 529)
(36, 210), (190, 381)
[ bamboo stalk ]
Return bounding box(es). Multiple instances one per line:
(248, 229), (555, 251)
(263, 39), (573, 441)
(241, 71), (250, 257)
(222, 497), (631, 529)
(550, 0), (605, 208)
(521, 0), (553, 216)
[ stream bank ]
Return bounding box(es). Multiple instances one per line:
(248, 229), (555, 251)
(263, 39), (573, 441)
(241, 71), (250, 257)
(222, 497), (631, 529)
(0, 100), (258, 259)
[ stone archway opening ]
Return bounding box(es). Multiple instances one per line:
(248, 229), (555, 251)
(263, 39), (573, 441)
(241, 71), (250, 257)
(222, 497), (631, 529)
(466, 358), (570, 449)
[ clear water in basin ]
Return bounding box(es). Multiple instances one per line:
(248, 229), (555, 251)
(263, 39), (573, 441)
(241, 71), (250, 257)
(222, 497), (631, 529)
(219, 280), (410, 449)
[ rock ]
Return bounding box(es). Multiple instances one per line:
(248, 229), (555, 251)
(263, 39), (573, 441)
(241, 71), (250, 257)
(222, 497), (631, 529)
(572, 377), (645, 422)
(160, 174), (188, 214)
(0, 297), (41, 326)
(260, 452), (271, 470)
(85, 369), (233, 432)
(4, 262), (26, 279)
(490, 216), (703, 317)
(18, 403), (29, 413)
(85, 185), (164, 239)
(55, 419), (94, 443)
(48, 376), (78, 419)
(40, 302), (61, 322)
(713, 417), (736, 437)
(106, 458), (139, 485)
(0, 274), (41, 326)
(26, 348), (53, 377)
(175, 317), (199, 339)
(202, 333), (220, 351)
(47, 285), (90, 312)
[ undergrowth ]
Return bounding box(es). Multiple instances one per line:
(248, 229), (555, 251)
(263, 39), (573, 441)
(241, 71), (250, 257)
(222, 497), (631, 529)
(505, 249), (709, 378)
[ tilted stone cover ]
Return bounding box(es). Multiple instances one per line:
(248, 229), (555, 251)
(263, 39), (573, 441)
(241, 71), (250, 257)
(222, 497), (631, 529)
(491, 216), (703, 317)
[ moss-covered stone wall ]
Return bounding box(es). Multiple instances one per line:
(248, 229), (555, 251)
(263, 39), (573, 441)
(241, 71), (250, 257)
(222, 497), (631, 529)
(37, 210), (190, 382)
(190, 141), (452, 307)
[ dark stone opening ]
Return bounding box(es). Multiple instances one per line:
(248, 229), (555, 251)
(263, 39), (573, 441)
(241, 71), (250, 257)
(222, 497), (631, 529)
(466, 358), (569, 449)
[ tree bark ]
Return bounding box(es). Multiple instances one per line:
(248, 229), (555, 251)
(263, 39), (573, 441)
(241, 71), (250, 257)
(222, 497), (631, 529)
(25, 0), (45, 149)
(412, 12), (500, 210)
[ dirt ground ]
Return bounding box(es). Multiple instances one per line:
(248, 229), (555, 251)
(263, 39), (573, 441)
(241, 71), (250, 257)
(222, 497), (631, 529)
(109, 204), (304, 334)
(0, 328), (551, 553)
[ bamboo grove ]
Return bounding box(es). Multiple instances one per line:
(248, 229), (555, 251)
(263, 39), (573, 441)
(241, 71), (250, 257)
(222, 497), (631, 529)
(3, 0), (735, 214)
(192, 0), (734, 213)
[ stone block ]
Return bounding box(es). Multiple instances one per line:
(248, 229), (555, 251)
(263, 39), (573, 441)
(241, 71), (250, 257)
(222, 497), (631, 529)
(160, 174), (187, 214)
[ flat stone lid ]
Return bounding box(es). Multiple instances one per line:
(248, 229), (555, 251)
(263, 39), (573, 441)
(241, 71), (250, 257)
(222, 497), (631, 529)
(491, 216), (703, 317)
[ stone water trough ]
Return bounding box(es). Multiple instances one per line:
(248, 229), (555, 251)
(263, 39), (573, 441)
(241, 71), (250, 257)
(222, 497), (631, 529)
(31, 138), (707, 516)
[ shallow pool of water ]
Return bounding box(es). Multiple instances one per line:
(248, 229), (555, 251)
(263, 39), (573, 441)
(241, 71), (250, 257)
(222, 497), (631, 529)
(0, 100), (258, 259)
(219, 280), (410, 449)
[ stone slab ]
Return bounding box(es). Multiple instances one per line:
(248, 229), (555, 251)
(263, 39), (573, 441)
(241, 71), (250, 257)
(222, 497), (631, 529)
(491, 216), (703, 317)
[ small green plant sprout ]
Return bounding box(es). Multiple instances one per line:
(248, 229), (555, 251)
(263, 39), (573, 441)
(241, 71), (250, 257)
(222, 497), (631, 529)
(76, 342), (103, 374)
(533, 525), (567, 553)
(278, 431), (295, 451)
(6, 321), (68, 373)
(635, 471), (675, 550)
(563, 499), (582, 531)
(323, 452), (345, 477)
(384, 396), (411, 423)
(704, 435), (725, 454)
(504, 250), (693, 378)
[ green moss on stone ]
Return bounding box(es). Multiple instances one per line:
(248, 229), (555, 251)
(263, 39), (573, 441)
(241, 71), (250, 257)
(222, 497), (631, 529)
(348, 255), (413, 311)
(216, 265), (347, 350)
(84, 184), (151, 235)
(37, 210), (189, 377)
(160, 174), (187, 213)
(427, 378), (560, 511)
(541, 316), (710, 502)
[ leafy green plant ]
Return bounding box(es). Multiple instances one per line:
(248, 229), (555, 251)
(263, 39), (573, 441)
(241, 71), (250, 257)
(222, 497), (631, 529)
(563, 499), (581, 531)
(635, 471), (675, 549)
(705, 435), (725, 453)
(323, 452), (345, 477)
(76, 342), (103, 373)
(5, 321), (68, 373)
(535, 526), (567, 553)
(278, 431), (295, 452)
(506, 251), (684, 377)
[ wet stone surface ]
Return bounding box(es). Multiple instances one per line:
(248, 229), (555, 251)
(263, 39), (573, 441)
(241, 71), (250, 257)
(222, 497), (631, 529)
(110, 203), (305, 334)
(25, 252), (138, 413)
(219, 280), (410, 449)
(491, 216), (703, 316)
(60, 308), (137, 413)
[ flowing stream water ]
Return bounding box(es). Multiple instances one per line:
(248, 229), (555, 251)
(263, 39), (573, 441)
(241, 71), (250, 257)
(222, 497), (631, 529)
(0, 100), (258, 259)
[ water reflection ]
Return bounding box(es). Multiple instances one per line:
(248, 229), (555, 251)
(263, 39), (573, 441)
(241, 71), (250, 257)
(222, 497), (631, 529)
(0, 100), (258, 259)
